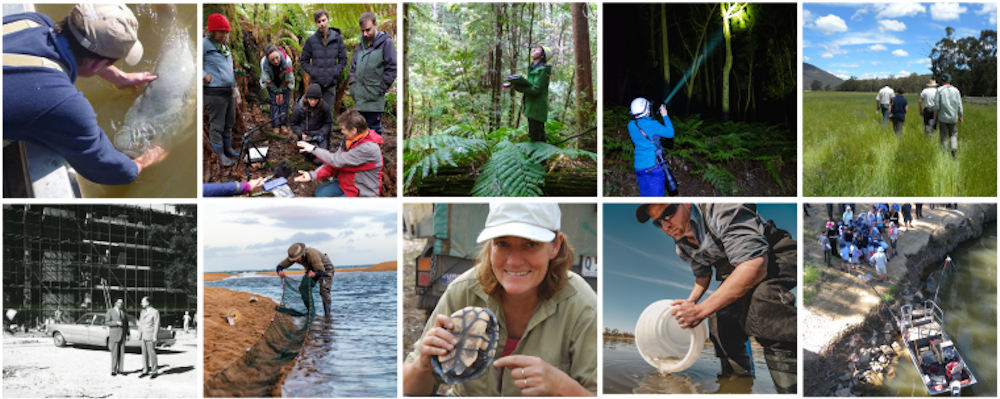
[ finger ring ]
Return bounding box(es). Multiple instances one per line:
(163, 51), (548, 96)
(524, 378), (528, 387)
(521, 368), (525, 378)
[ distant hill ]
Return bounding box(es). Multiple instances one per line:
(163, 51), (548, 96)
(804, 63), (845, 89)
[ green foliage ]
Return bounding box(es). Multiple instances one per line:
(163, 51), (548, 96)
(803, 264), (821, 284)
(699, 163), (743, 196)
(803, 91), (996, 196)
(405, 124), (596, 196)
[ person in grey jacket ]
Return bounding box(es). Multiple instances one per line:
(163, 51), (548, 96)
(203, 13), (240, 166)
(300, 9), (347, 120)
(348, 12), (397, 134)
(293, 109), (383, 197)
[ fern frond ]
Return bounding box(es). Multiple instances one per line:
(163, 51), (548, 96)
(403, 134), (487, 190)
(471, 141), (545, 197)
(516, 142), (597, 163)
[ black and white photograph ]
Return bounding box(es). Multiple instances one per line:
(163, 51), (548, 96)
(3, 204), (198, 398)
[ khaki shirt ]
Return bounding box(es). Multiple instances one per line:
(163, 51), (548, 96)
(404, 268), (597, 396)
(278, 247), (335, 275)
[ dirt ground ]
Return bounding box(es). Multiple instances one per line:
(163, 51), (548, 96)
(401, 237), (450, 395)
(202, 104), (397, 197)
(3, 330), (199, 397)
(202, 286), (277, 382)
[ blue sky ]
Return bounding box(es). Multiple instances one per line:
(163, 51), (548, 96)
(202, 203), (397, 272)
(803, 3), (997, 80)
(603, 204), (797, 333)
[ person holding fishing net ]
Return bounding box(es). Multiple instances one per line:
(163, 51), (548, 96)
(277, 243), (336, 316)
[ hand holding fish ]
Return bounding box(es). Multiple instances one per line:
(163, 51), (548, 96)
(134, 146), (168, 174)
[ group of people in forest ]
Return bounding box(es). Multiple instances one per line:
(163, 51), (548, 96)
(202, 9), (396, 197)
(875, 74), (965, 159)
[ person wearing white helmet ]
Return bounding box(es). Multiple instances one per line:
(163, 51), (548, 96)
(510, 45), (553, 143)
(627, 97), (675, 196)
(871, 247), (888, 282)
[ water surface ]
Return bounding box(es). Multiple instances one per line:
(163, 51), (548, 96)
(603, 337), (776, 394)
(881, 221), (997, 396)
(207, 271), (398, 397)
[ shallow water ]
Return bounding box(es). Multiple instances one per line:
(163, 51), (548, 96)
(34, 4), (197, 198)
(206, 272), (398, 397)
(881, 221), (997, 396)
(603, 337), (776, 394)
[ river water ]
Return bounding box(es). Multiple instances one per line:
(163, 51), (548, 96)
(206, 272), (398, 397)
(882, 221), (997, 396)
(603, 337), (776, 394)
(34, 4), (197, 198)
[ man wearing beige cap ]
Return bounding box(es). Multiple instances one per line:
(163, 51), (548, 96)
(3, 4), (166, 185)
(277, 243), (336, 316)
(919, 79), (939, 137)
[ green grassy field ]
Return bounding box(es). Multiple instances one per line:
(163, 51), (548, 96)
(803, 91), (996, 196)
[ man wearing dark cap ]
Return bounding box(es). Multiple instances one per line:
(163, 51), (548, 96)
(104, 298), (129, 376)
(290, 83), (334, 165)
(635, 203), (798, 393)
(203, 13), (240, 166)
(932, 73), (963, 159)
(4, 4), (166, 185)
(277, 243), (336, 316)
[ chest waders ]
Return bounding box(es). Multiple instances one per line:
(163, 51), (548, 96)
(3, 19), (70, 147)
(696, 204), (798, 393)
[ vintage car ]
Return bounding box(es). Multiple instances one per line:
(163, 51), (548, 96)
(48, 312), (176, 350)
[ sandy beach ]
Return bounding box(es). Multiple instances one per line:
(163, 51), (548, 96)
(203, 286), (278, 382)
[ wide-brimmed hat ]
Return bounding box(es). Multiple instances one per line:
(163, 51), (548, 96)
(287, 243), (306, 261)
(67, 4), (144, 66)
(926, 79), (939, 87)
(476, 203), (560, 243)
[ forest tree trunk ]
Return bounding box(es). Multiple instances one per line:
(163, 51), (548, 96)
(661, 4), (669, 91)
(571, 3), (594, 142)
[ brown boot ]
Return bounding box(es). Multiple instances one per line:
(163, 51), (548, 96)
(272, 127), (281, 136)
(281, 125), (292, 137)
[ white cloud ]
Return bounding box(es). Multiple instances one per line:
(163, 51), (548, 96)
(804, 55), (812, 61)
(835, 73), (850, 80)
(915, 58), (931, 63)
(851, 8), (869, 21)
(878, 19), (907, 32)
(833, 70), (849, 74)
(895, 70), (912, 78)
(872, 61), (883, 65)
(814, 14), (849, 34)
(976, 3), (997, 25)
(868, 44), (888, 51)
(822, 53), (834, 58)
(832, 32), (904, 46)
(931, 3), (967, 21)
(875, 3), (926, 19)
(803, 9), (816, 24)
(892, 49), (909, 57)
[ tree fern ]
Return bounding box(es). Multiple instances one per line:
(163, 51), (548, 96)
(403, 134), (487, 189)
(471, 141), (546, 197)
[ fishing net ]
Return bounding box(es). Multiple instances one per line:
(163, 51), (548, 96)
(205, 277), (317, 397)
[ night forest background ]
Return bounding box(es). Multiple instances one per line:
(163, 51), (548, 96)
(404, 3), (599, 197)
(604, 3), (797, 197)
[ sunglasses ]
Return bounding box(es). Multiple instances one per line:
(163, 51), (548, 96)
(651, 204), (679, 229)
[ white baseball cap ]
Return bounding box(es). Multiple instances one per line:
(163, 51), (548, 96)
(476, 203), (560, 243)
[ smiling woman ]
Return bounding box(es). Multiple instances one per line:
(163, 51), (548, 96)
(403, 203), (597, 396)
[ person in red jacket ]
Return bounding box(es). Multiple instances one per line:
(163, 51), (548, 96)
(293, 109), (382, 197)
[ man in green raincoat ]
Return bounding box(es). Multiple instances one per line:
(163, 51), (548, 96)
(511, 45), (552, 143)
(348, 12), (397, 135)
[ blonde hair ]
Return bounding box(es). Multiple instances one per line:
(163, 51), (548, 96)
(475, 234), (575, 300)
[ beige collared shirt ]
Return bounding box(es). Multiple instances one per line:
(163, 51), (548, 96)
(404, 267), (597, 396)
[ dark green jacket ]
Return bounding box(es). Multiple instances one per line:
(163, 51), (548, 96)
(514, 63), (551, 122)
(349, 31), (397, 113)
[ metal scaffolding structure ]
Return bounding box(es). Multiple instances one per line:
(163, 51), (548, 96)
(3, 204), (194, 331)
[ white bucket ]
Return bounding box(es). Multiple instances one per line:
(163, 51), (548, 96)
(634, 299), (707, 374)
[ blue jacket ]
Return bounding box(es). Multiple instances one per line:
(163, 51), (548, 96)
(203, 36), (235, 89)
(203, 182), (250, 197)
(627, 116), (675, 170)
(3, 13), (138, 185)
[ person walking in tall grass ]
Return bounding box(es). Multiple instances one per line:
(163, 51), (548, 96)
(919, 80), (939, 137)
(876, 83), (894, 127)
(889, 86), (908, 137)
(932, 73), (964, 159)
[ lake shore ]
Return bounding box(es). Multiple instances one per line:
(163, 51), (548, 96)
(203, 286), (278, 383)
(204, 261), (398, 282)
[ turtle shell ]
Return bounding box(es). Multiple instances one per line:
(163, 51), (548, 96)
(431, 306), (500, 385)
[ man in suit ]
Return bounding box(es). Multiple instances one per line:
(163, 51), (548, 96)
(138, 296), (160, 378)
(105, 298), (129, 376)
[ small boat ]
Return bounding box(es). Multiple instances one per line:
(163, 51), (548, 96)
(899, 300), (977, 396)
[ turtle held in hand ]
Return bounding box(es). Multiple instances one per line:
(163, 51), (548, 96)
(432, 306), (500, 384)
